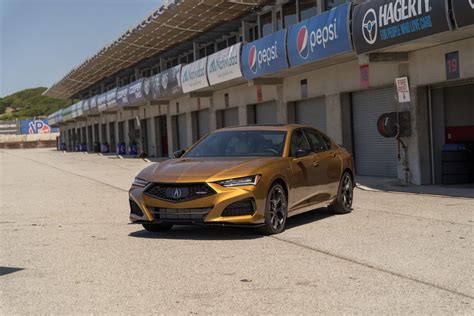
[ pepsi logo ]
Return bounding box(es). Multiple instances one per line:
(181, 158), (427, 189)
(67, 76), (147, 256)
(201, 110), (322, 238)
(297, 26), (309, 59)
(248, 45), (257, 74)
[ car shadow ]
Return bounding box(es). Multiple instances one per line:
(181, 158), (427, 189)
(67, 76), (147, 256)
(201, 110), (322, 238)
(128, 207), (336, 240)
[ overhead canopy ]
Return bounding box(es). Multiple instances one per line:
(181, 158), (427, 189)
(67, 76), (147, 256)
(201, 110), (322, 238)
(44, 0), (271, 100)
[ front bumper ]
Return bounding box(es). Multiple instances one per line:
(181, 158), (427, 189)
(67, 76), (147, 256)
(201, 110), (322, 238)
(129, 182), (267, 225)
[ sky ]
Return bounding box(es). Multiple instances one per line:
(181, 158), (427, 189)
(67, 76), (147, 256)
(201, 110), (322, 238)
(0, 0), (163, 97)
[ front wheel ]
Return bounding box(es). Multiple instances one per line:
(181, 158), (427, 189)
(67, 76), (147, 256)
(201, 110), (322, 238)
(142, 223), (173, 233)
(329, 172), (353, 214)
(259, 184), (288, 235)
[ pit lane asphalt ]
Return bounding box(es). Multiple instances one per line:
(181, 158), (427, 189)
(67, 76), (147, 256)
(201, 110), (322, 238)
(1, 149), (472, 314)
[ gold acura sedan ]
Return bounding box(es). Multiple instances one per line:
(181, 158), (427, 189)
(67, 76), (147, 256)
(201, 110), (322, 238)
(129, 125), (354, 234)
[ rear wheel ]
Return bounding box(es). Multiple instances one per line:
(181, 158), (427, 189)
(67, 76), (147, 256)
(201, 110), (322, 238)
(259, 184), (288, 235)
(142, 223), (173, 233)
(329, 172), (353, 214)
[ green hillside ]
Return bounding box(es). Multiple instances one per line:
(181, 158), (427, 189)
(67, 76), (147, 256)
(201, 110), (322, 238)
(0, 87), (70, 121)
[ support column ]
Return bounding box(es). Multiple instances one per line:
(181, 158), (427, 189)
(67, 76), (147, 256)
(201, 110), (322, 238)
(238, 105), (248, 126)
(148, 117), (156, 157)
(209, 97), (217, 132)
(186, 111), (193, 147)
(276, 85), (287, 124)
(166, 112), (174, 156)
(325, 93), (343, 144)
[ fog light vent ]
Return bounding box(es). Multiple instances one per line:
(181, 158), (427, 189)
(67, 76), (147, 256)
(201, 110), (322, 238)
(222, 199), (255, 217)
(129, 200), (144, 217)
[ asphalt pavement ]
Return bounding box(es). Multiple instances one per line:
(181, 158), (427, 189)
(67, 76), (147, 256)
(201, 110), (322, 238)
(1, 149), (472, 314)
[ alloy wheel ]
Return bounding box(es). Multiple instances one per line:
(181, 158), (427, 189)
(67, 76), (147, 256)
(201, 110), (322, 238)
(341, 174), (353, 209)
(268, 186), (287, 231)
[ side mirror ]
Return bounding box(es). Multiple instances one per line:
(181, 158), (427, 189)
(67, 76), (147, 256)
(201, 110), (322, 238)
(173, 149), (186, 158)
(295, 148), (312, 158)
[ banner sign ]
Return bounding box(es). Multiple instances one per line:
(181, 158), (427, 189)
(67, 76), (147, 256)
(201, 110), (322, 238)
(352, 0), (451, 54)
(106, 88), (118, 111)
(288, 3), (352, 67)
(127, 79), (151, 106)
(82, 98), (91, 113)
(20, 119), (58, 134)
(97, 93), (108, 112)
(181, 57), (209, 93)
(156, 65), (183, 99)
(241, 30), (288, 80)
(62, 106), (73, 121)
(452, 0), (474, 28)
(151, 74), (162, 100)
(117, 85), (130, 107)
(395, 77), (411, 102)
(207, 43), (242, 85)
(89, 96), (98, 112)
(76, 101), (84, 117)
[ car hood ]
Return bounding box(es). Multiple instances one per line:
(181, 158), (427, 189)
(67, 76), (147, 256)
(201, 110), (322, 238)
(138, 157), (279, 183)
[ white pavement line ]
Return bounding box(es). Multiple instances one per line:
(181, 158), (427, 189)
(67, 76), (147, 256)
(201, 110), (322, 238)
(143, 158), (152, 163)
(356, 183), (381, 192)
(118, 155), (123, 159)
(270, 235), (474, 300)
(362, 207), (474, 227)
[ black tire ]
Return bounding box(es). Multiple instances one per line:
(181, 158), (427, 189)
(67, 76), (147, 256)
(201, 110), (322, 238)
(329, 172), (353, 214)
(142, 223), (173, 233)
(259, 183), (288, 235)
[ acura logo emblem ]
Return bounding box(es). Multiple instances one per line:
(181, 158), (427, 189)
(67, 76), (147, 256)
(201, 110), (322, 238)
(172, 188), (182, 199)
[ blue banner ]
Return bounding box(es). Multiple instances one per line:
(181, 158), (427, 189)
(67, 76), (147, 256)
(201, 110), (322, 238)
(241, 30), (288, 80)
(20, 119), (58, 135)
(288, 3), (352, 67)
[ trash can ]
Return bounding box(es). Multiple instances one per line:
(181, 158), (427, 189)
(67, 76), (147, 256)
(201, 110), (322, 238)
(101, 143), (110, 153)
(79, 143), (87, 152)
(128, 143), (138, 156)
(117, 142), (126, 155)
(60, 143), (66, 151)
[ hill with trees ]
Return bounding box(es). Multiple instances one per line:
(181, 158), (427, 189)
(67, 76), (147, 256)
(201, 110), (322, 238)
(0, 87), (70, 121)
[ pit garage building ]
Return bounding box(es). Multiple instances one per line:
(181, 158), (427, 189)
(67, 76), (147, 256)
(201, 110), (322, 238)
(46, 0), (474, 185)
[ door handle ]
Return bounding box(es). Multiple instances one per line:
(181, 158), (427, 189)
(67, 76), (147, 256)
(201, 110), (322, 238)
(312, 160), (320, 167)
(330, 152), (337, 158)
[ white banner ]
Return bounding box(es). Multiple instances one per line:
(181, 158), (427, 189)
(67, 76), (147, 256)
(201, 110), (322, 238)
(207, 43), (242, 85)
(181, 57), (209, 93)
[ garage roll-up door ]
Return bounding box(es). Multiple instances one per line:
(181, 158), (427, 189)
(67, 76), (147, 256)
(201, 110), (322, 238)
(295, 97), (327, 133)
(256, 101), (277, 124)
(197, 109), (210, 138)
(177, 114), (187, 149)
(352, 88), (398, 177)
(223, 107), (239, 127)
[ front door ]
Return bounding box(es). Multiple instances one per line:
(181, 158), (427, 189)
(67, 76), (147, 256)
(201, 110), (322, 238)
(287, 129), (320, 211)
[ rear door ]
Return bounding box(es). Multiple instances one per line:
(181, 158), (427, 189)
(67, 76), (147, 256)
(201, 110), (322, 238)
(304, 128), (341, 198)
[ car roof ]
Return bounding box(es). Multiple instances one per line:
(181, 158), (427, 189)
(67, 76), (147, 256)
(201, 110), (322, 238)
(215, 124), (309, 132)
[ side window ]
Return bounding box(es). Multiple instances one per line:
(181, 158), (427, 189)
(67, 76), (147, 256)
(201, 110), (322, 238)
(290, 129), (311, 157)
(305, 129), (330, 152)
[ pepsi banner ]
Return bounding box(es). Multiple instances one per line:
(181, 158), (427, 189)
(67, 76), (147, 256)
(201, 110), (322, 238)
(207, 43), (242, 85)
(20, 119), (58, 135)
(106, 88), (118, 111)
(117, 85), (130, 107)
(241, 30), (288, 80)
(97, 93), (108, 112)
(156, 65), (182, 99)
(288, 3), (352, 67)
(452, 1), (474, 28)
(181, 57), (209, 93)
(352, 0), (450, 54)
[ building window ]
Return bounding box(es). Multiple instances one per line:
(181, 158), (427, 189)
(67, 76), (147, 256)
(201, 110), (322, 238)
(227, 36), (237, 46)
(217, 40), (227, 51)
(283, 2), (297, 28)
(259, 11), (272, 37)
(199, 46), (206, 59)
(299, 0), (318, 21)
(188, 52), (194, 63)
(323, 0), (347, 11)
(276, 11), (283, 31)
(206, 43), (215, 56)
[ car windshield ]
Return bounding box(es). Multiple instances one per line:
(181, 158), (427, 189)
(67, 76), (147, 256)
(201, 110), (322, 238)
(185, 130), (287, 157)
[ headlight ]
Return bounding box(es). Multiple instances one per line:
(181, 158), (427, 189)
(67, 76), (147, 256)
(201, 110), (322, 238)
(132, 177), (149, 187)
(216, 175), (261, 187)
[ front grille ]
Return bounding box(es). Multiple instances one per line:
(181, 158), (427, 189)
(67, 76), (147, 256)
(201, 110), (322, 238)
(129, 200), (144, 217)
(222, 198), (255, 217)
(144, 183), (215, 203)
(151, 207), (212, 221)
